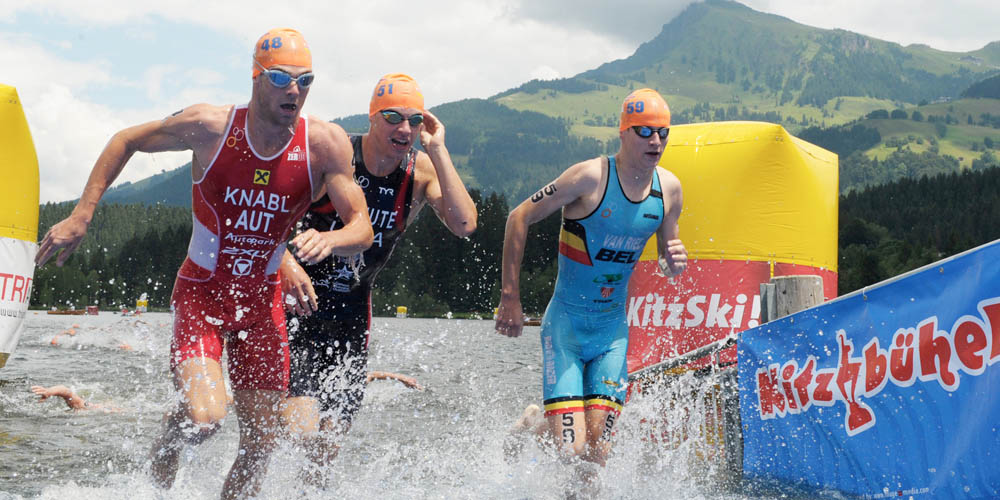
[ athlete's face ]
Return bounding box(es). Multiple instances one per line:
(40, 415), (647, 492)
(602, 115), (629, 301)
(253, 64), (312, 127)
(619, 123), (667, 169)
(370, 106), (422, 160)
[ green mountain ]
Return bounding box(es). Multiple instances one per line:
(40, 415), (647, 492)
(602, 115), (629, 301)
(962, 73), (1000, 99)
(101, 163), (192, 206)
(498, 0), (998, 140)
(76, 0), (1000, 206)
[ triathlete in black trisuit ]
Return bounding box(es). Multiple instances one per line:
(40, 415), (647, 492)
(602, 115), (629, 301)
(286, 133), (417, 423)
(278, 73), (477, 478)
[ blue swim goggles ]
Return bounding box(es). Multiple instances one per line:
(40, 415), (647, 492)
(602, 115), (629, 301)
(255, 60), (315, 89)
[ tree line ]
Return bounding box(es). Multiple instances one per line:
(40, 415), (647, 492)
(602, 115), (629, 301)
(838, 165), (1000, 293)
(31, 164), (1000, 316)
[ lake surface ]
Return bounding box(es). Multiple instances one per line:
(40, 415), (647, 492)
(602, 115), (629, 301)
(0, 312), (767, 499)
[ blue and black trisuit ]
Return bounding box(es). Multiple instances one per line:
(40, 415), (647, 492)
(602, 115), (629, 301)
(542, 156), (664, 419)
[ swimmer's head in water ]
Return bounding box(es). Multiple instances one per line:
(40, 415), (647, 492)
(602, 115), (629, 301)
(369, 73), (424, 117)
(252, 28), (312, 79)
(619, 88), (671, 131)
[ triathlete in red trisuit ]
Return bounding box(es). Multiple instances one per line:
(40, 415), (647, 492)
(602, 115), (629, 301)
(35, 28), (373, 500)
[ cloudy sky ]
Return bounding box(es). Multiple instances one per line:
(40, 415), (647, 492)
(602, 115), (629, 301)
(3, 0), (998, 203)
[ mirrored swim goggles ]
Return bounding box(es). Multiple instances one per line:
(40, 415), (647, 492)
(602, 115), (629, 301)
(632, 126), (669, 139)
(380, 110), (424, 126)
(254, 60), (315, 89)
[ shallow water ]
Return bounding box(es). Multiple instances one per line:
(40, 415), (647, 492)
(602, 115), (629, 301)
(1, 312), (773, 499)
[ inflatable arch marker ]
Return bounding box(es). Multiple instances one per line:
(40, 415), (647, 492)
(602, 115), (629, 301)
(0, 84), (40, 369)
(627, 121), (839, 373)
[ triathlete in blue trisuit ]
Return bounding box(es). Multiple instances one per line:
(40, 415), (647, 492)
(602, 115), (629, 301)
(278, 73), (477, 480)
(495, 88), (687, 474)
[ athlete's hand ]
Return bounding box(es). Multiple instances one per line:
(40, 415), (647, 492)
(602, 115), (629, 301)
(280, 252), (318, 316)
(395, 374), (423, 391)
(419, 110), (446, 152)
(658, 239), (688, 277)
(36, 215), (90, 267)
(291, 228), (337, 265)
(495, 294), (524, 338)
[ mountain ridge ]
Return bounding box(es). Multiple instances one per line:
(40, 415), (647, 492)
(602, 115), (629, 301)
(60, 0), (1000, 206)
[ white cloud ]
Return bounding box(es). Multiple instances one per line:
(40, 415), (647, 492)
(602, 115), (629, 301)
(6, 2), (641, 202)
(530, 66), (562, 81)
(0, 34), (193, 202)
(743, 0), (1000, 52)
(5, 1), (999, 203)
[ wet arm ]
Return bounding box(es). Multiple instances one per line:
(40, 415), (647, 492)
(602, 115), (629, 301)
(293, 121), (373, 264)
(36, 106), (213, 266)
(418, 110), (477, 237)
(655, 168), (687, 276)
(496, 163), (595, 336)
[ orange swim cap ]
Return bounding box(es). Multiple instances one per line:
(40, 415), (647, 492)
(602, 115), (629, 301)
(252, 28), (312, 78)
(619, 88), (671, 131)
(369, 73), (424, 116)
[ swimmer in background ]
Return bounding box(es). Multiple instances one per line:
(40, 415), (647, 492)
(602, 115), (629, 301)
(28, 372), (418, 415)
(47, 325), (134, 350)
(366, 371), (423, 390)
(31, 385), (122, 413)
(503, 404), (549, 460)
(49, 327), (77, 345)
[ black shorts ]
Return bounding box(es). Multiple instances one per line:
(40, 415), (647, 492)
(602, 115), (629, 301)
(286, 306), (370, 424)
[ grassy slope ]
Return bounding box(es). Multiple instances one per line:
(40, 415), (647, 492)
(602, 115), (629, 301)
(860, 99), (1000, 167)
(494, 0), (998, 142)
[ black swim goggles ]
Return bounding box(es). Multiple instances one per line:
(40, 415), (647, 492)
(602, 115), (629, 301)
(255, 61), (315, 89)
(632, 126), (669, 139)
(380, 110), (424, 126)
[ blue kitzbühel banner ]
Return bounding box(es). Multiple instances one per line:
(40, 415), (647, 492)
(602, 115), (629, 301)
(739, 239), (1000, 499)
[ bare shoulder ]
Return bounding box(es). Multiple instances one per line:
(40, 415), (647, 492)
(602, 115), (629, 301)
(306, 116), (349, 145)
(561, 156), (604, 191)
(412, 150), (435, 182)
(655, 166), (682, 196)
(552, 156), (606, 218)
(166, 103), (232, 136)
(307, 117), (351, 158)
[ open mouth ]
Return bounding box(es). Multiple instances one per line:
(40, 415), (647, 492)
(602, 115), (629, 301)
(280, 103), (298, 112)
(390, 137), (410, 147)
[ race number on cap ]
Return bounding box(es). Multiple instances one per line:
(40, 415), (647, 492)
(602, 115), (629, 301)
(620, 88), (671, 131)
(253, 28), (312, 78)
(369, 73), (424, 116)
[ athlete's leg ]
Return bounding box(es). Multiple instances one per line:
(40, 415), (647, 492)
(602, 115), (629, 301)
(545, 405), (587, 457)
(504, 404), (548, 460)
(152, 280), (228, 489)
(582, 404), (619, 466)
(280, 394), (338, 486)
(579, 318), (629, 467)
(150, 356), (228, 488)
(540, 299), (588, 458)
(284, 310), (368, 480)
(219, 283), (290, 498)
(285, 360), (367, 484)
(221, 389), (283, 500)
(281, 395), (322, 435)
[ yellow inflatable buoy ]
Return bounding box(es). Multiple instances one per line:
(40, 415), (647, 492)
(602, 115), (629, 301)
(0, 84), (40, 369)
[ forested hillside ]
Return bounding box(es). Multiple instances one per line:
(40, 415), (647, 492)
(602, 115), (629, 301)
(33, 0), (1000, 314)
(838, 166), (1000, 292)
(32, 203), (190, 309)
(32, 165), (1000, 314)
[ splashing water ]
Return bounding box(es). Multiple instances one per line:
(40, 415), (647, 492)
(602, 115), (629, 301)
(0, 313), (811, 499)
